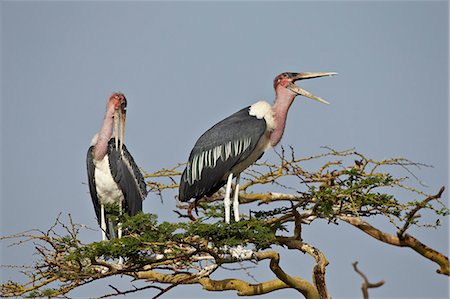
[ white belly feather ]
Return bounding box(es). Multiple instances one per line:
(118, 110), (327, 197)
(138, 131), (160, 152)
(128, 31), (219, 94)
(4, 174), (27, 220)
(93, 154), (124, 205)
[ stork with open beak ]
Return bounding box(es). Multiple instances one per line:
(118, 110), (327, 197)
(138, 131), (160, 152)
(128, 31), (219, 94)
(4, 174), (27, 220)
(179, 72), (336, 223)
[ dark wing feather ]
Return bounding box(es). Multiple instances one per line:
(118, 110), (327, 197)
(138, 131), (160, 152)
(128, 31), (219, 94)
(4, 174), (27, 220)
(179, 106), (266, 201)
(108, 139), (148, 216)
(86, 146), (102, 227)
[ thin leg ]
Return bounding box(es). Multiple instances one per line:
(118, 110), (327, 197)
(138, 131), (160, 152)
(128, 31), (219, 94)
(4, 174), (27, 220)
(118, 201), (123, 239)
(118, 201), (124, 265)
(224, 173), (233, 224)
(233, 174), (240, 222)
(100, 204), (107, 241)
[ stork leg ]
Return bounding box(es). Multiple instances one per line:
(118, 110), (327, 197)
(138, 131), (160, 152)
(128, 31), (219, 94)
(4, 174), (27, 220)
(224, 173), (233, 224)
(116, 201), (124, 265)
(118, 201), (123, 265)
(100, 204), (107, 241)
(118, 201), (123, 239)
(233, 174), (240, 222)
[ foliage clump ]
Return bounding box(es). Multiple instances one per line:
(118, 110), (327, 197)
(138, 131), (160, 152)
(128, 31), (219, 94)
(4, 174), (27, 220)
(66, 212), (284, 266)
(308, 169), (401, 221)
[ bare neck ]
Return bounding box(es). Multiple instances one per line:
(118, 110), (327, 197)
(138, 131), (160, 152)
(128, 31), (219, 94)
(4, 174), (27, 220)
(93, 106), (115, 160)
(270, 87), (297, 146)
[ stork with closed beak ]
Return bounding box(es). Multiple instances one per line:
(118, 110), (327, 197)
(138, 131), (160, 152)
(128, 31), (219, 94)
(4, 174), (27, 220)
(87, 93), (148, 240)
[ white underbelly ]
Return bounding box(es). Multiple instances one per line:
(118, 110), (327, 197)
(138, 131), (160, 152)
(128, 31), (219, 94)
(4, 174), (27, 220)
(230, 131), (272, 176)
(93, 155), (124, 205)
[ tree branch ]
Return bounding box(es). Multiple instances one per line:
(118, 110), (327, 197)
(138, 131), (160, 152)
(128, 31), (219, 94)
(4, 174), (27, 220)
(352, 261), (385, 299)
(255, 250), (320, 299)
(276, 237), (329, 299)
(133, 257), (319, 298)
(398, 186), (445, 237)
(341, 216), (449, 275)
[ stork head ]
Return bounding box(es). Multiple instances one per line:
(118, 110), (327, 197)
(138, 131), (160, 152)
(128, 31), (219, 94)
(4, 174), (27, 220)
(273, 72), (336, 104)
(109, 93), (127, 151)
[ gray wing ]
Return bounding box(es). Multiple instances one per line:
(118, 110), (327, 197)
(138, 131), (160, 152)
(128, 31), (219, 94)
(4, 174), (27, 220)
(179, 106), (267, 201)
(108, 139), (148, 216)
(86, 146), (102, 227)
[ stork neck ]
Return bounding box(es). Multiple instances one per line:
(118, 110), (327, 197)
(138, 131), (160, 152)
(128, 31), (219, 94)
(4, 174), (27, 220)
(93, 106), (115, 160)
(270, 88), (297, 146)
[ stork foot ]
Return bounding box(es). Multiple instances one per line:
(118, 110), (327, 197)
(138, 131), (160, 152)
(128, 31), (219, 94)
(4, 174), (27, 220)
(221, 245), (255, 261)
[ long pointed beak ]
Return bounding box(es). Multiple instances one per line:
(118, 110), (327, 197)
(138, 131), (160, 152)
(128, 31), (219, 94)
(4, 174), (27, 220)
(119, 107), (126, 154)
(114, 110), (120, 151)
(287, 72), (337, 105)
(113, 107), (126, 152)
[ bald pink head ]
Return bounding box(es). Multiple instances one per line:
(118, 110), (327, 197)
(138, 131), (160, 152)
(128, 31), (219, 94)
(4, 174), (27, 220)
(108, 92), (127, 111)
(269, 72), (336, 146)
(92, 92), (128, 161)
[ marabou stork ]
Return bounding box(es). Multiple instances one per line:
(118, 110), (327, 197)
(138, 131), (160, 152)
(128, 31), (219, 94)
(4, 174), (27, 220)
(179, 72), (335, 223)
(87, 93), (148, 240)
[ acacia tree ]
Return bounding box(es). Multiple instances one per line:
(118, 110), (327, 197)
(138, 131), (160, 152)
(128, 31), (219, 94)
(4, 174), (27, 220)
(1, 147), (448, 298)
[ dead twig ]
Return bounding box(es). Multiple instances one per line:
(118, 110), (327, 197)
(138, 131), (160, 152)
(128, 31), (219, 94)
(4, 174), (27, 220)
(352, 261), (385, 299)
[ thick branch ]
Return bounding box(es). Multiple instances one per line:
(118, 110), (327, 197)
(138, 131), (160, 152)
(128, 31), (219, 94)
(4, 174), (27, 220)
(341, 216), (449, 275)
(239, 192), (303, 204)
(199, 277), (292, 296)
(255, 251), (320, 299)
(131, 250), (319, 298)
(276, 237), (329, 299)
(135, 269), (288, 296)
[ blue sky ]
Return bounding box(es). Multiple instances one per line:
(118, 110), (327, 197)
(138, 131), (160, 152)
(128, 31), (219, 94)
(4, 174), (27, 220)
(1, 1), (449, 298)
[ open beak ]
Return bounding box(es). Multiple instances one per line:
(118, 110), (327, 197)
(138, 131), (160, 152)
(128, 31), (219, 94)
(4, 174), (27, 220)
(114, 105), (127, 153)
(286, 72), (337, 104)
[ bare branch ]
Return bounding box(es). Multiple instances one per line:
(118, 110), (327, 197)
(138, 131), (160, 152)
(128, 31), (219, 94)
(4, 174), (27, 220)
(342, 216), (449, 275)
(276, 237), (329, 299)
(99, 284), (166, 298)
(352, 261), (385, 299)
